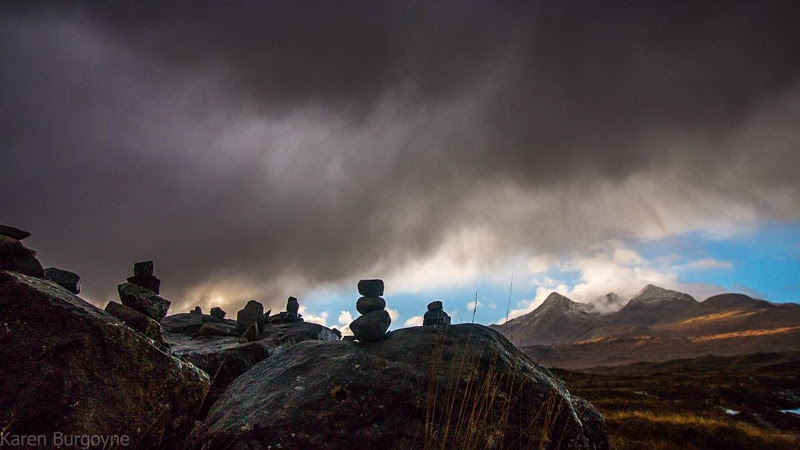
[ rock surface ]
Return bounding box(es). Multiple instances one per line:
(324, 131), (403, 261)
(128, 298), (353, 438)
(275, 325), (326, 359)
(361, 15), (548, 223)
(189, 324), (607, 450)
(0, 224), (31, 240)
(357, 279), (384, 297)
(163, 314), (340, 418)
(0, 271), (209, 449)
(118, 282), (171, 321)
(350, 309), (391, 342)
(105, 300), (165, 345)
(43, 267), (81, 294)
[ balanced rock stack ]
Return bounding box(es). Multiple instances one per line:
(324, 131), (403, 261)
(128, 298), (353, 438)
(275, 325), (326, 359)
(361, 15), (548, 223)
(423, 301), (451, 326)
(127, 260), (161, 294)
(267, 296), (304, 324)
(349, 279), (391, 342)
(0, 225), (44, 278)
(105, 261), (171, 346)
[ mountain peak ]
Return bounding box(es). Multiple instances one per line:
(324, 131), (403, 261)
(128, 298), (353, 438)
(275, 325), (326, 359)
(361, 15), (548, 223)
(626, 284), (697, 307)
(538, 292), (596, 314)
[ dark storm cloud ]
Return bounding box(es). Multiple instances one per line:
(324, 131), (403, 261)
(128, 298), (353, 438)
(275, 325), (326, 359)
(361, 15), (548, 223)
(1, 1), (799, 311)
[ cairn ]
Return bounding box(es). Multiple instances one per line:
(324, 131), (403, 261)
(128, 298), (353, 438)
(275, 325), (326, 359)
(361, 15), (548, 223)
(127, 261), (161, 294)
(349, 279), (391, 342)
(106, 260), (171, 346)
(268, 297), (305, 324)
(0, 224), (44, 278)
(423, 301), (451, 326)
(115, 261), (171, 321)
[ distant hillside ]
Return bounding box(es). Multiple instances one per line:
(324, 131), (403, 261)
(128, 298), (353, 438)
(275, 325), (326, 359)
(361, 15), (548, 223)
(491, 285), (800, 369)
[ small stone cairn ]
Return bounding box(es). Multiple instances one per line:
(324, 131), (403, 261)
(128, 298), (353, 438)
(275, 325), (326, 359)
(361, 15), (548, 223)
(106, 261), (171, 346)
(423, 301), (451, 326)
(0, 224), (80, 293)
(349, 279), (391, 342)
(268, 297), (305, 324)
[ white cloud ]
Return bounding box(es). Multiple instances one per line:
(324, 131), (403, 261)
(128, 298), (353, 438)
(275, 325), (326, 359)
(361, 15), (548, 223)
(386, 307), (399, 322)
(681, 258), (734, 271)
(527, 254), (555, 273)
(336, 310), (354, 335)
(404, 316), (424, 327)
(299, 306), (329, 327)
(466, 300), (482, 311)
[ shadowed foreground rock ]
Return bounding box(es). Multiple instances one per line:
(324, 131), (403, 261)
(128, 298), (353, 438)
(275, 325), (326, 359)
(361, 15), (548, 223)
(189, 324), (607, 450)
(0, 271), (209, 449)
(163, 313), (340, 418)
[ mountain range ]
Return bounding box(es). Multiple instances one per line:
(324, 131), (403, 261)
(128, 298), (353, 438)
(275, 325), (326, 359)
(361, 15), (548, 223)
(491, 285), (800, 369)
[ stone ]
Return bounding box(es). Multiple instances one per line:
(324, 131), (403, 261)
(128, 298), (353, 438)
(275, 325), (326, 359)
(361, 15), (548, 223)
(0, 236), (43, 278)
(197, 322), (235, 337)
(133, 260), (154, 277)
(191, 306), (203, 315)
(0, 271), (209, 448)
(423, 308), (451, 327)
(357, 279), (384, 297)
(162, 316), (339, 420)
(0, 236), (35, 257)
(350, 309), (391, 342)
(0, 225), (31, 240)
(286, 296), (299, 315)
(43, 267), (81, 294)
(427, 300), (443, 311)
(105, 301), (165, 345)
(118, 282), (171, 321)
(241, 322), (261, 342)
(267, 311), (304, 324)
(189, 324), (608, 450)
(236, 300), (264, 333)
(331, 328), (342, 339)
(0, 255), (44, 278)
(210, 306), (226, 320)
(126, 274), (161, 294)
(356, 296), (386, 314)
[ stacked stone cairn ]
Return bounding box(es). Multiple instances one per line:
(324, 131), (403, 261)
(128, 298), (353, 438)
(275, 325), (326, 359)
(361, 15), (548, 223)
(0, 225), (43, 278)
(105, 261), (170, 346)
(349, 279), (391, 342)
(267, 297), (304, 324)
(0, 224), (81, 293)
(423, 301), (451, 326)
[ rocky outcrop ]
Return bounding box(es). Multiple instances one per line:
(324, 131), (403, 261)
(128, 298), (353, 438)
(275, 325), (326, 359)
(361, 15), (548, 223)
(43, 267), (81, 294)
(0, 271), (209, 449)
(0, 235), (44, 278)
(423, 300), (451, 326)
(189, 324), (607, 450)
(163, 313), (340, 418)
(118, 281), (171, 321)
(268, 297), (305, 324)
(210, 306), (226, 320)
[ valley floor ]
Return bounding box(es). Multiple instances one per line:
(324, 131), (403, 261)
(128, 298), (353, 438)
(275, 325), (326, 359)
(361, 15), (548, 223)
(554, 352), (800, 450)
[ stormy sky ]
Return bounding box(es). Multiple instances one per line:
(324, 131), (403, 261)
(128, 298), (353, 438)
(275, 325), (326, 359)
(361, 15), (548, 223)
(2, 1), (799, 324)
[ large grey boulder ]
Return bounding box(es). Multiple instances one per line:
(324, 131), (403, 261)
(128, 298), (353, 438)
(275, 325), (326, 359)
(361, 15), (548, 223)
(43, 267), (81, 294)
(0, 271), (209, 449)
(189, 324), (608, 450)
(356, 296), (385, 314)
(163, 315), (339, 419)
(117, 282), (171, 321)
